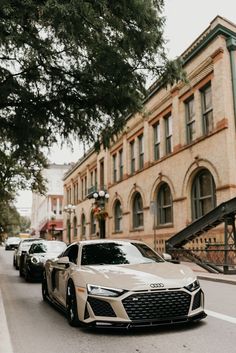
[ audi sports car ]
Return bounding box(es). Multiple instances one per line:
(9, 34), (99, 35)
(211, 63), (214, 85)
(42, 240), (206, 328)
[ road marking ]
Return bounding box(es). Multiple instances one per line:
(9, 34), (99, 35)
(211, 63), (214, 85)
(206, 310), (236, 324)
(0, 289), (14, 353)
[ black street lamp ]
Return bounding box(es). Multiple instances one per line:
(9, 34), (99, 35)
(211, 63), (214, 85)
(64, 204), (76, 244)
(92, 190), (109, 239)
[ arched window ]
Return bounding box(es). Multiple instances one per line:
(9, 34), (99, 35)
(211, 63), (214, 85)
(90, 211), (96, 235)
(73, 216), (77, 238)
(133, 192), (143, 228)
(157, 183), (173, 225)
(114, 200), (122, 232)
(81, 214), (86, 238)
(192, 169), (216, 220)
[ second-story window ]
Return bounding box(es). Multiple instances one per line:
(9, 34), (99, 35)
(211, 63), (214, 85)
(52, 198), (57, 214)
(84, 176), (87, 197)
(185, 96), (195, 143)
(67, 188), (71, 204)
(81, 179), (84, 200)
(95, 168), (97, 187)
(113, 154), (117, 183)
(100, 160), (104, 189)
(138, 134), (144, 169)
(90, 171), (93, 187)
(73, 182), (78, 205)
(119, 149), (123, 181)
(165, 114), (173, 154)
(130, 140), (135, 175)
(201, 83), (213, 135)
(153, 122), (160, 160)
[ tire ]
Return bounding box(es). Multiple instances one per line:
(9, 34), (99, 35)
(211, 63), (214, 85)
(42, 272), (49, 301)
(66, 282), (80, 327)
(19, 257), (24, 277)
(25, 269), (31, 282)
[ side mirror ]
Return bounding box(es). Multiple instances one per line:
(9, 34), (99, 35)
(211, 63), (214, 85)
(57, 256), (70, 266)
(162, 252), (180, 264)
(162, 253), (172, 261)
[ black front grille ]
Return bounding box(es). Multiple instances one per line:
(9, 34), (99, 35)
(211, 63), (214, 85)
(87, 297), (116, 317)
(122, 290), (191, 321)
(192, 290), (202, 310)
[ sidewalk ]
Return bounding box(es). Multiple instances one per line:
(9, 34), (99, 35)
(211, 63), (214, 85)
(182, 261), (236, 285)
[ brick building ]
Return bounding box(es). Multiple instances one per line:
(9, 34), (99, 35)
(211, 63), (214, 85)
(63, 16), (236, 252)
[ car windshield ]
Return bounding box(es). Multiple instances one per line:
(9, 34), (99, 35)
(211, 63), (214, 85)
(81, 242), (164, 266)
(20, 240), (41, 250)
(30, 242), (66, 254)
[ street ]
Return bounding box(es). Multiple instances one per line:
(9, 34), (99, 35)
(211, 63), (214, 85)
(0, 247), (235, 353)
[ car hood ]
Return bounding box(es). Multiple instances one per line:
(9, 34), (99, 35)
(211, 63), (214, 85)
(78, 262), (196, 290)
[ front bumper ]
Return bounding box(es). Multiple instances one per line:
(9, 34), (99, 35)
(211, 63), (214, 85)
(91, 311), (207, 328)
(26, 263), (44, 280)
(81, 287), (206, 328)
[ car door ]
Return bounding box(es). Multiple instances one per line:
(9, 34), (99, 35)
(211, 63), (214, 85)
(52, 244), (79, 307)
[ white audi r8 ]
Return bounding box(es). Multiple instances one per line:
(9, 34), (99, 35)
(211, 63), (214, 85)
(42, 239), (206, 328)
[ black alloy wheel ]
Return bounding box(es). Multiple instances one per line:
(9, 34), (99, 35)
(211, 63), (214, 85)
(66, 282), (80, 327)
(42, 272), (49, 301)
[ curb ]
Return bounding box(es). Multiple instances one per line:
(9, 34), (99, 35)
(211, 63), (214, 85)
(0, 290), (14, 353)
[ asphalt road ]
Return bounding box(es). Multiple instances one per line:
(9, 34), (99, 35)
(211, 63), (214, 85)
(0, 247), (235, 353)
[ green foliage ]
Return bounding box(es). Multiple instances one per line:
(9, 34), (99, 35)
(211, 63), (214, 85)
(0, 0), (184, 202)
(0, 201), (20, 236)
(19, 215), (31, 232)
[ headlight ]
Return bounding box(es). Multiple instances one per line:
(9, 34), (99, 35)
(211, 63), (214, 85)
(185, 279), (200, 292)
(87, 284), (125, 297)
(31, 256), (39, 264)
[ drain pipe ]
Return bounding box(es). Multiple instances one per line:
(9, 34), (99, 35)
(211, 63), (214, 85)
(227, 37), (236, 128)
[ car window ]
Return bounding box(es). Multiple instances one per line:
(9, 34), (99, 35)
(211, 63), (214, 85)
(29, 243), (47, 254)
(81, 242), (164, 266)
(63, 244), (78, 264)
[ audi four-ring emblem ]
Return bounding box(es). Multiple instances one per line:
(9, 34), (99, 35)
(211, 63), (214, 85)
(150, 283), (164, 288)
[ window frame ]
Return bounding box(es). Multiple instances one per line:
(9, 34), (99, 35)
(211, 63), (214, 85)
(114, 200), (122, 232)
(73, 216), (78, 238)
(165, 114), (173, 155)
(185, 95), (195, 143)
(191, 169), (216, 220)
(201, 83), (213, 135)
(153, 122), (160, 160)
(119, 149), (123, 181)
(138, 134), (144, 169)
(157, 183), (173, 226)
(112, 153), (117, 183)
(133, 192), (144, 229)
(130, 140), (135, 175)
(90, 211), (96, 235)
(81, 214), (86, 237)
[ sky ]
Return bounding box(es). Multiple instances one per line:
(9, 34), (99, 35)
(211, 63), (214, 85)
(15, 0), (236, 213)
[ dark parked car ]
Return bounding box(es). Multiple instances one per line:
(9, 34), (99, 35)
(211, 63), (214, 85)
(5, 237), (21, 250)
(14, 238), (43, 273)
(23, 240), (67, 281)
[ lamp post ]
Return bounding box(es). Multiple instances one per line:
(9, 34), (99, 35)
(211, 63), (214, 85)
(92, 190), (109, 239)
(64, 204), (76, 244)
